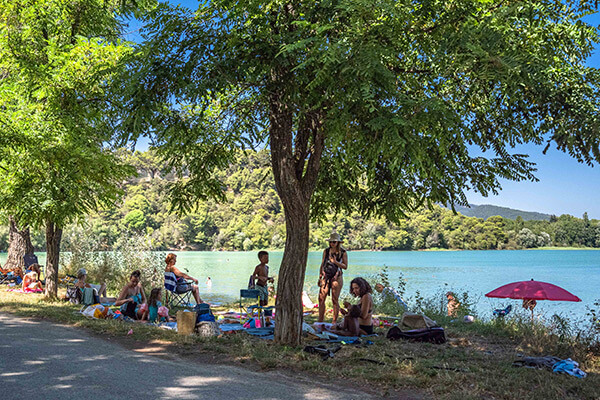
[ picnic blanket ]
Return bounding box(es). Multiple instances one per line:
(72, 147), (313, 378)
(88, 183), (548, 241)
(6, 288), (43, 293)
(219, 323), (274, 339)
(219, 323), (246, 332)
(245, 327), (274, 340)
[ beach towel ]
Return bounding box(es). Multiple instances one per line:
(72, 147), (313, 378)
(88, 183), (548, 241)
(302, 291), (317, 308)
(219, 323), (246, 332)
(7, 288), (42, 294)
(553, 358), (587, 378)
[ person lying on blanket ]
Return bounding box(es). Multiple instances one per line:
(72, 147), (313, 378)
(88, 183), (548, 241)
(22, 271), (43, 292)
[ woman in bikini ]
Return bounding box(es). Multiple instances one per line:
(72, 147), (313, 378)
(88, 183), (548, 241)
(318, 232), (348, 324)
(341, 277), (374, 335)
(115, 270), (147, 320)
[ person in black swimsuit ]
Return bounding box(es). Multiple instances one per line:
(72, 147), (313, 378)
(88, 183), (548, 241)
(318, 232), (348, 323)
(341, 277), (374, 335)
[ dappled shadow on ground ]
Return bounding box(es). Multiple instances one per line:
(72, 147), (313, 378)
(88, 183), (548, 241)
(0, 313), (379, 400)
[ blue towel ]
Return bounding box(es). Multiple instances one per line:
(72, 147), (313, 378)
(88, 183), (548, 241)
(219, 324), (246, 332)
(553, 358), (587, 378)
(245, 327), (274, 337)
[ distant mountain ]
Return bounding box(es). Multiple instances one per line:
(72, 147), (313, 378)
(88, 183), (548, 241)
(450, 204), (551, 221)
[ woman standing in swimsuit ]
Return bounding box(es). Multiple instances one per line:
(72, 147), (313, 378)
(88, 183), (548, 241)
(115, 270), (147, 319)
(341, 277), (374, 334)
(318, 232), (348, 323)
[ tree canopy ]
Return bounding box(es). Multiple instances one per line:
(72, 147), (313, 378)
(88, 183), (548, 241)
(0, 0), (153, 295)
(109, 0), (600, 343)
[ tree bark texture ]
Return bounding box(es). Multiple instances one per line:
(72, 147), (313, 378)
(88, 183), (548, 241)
(4, 215), (34, 270)
(45, 220), (62, 298)
(269, 83), (324, 345)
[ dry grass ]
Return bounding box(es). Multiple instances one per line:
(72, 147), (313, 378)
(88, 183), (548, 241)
(1, 289), (599, 399)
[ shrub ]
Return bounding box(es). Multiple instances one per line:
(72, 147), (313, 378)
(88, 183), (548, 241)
(61, 226), (164, 295)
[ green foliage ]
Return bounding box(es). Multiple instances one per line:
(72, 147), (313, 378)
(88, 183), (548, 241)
(116, 0), (600, 223)
(61, 226), (164, 294)
(50, 148), (600, 252)
(0, 0), (150, 229)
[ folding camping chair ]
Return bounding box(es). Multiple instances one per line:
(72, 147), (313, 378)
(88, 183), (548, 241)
(23, 254), (39, 270)
(240, 289), (274, 327)
(493, 304), (512, 318)
(0, 270), (20, 286)
(164, 271), (194, 308)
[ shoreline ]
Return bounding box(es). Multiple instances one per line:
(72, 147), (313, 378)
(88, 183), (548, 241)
(2, 247), (600, 256)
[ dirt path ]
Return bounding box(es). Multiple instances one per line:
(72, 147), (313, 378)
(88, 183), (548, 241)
(0, 312), (394, 400)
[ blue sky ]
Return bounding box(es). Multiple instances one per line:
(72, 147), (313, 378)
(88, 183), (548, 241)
(128, 2), (600, 218)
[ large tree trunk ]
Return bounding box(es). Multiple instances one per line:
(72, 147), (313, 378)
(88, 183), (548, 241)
(45, 220), (62, 298)
(274, 200), (311, 344)
(4, 216), (34, 270)
(269, 84), (324, 344)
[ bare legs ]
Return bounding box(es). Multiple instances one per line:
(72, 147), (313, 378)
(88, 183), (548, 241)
(317, 276), (343, 323)
(331, 277), (343, 323)
(192, 285), (202, 304)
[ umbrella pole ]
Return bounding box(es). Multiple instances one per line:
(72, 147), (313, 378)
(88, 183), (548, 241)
(531, 308), (534, 324)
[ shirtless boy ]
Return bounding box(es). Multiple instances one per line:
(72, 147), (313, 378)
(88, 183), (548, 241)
(253, 251), (274, 306)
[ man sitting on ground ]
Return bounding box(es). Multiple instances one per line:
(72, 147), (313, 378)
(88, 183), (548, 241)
(75, 268), (108, 298)
(375, 283), (408, 310)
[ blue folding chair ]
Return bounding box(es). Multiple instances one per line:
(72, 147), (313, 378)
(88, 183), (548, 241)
(240, 289), (274, 326)
(493, 304), (512, 318)
(164, 272), (194, 308)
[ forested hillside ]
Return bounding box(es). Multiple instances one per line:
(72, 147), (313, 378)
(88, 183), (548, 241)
(1, 150), (599, 252)
(452, 204), (551, 221)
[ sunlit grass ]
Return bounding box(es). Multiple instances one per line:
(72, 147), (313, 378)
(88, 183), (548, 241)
(1, 289), (599, 399)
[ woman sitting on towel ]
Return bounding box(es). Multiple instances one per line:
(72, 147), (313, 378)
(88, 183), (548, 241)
(340, 277), (374, 335)
(115, 270), (146, 320)
(22, 271), (43, 292)
(330, 305), (368, 336)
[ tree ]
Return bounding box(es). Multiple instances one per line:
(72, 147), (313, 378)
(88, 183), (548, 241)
(117, 1), (600, 344)
(3, 216), (34, 270)
(0, 0), (149, 296)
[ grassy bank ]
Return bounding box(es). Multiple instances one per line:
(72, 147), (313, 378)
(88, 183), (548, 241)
(1, 289), (599, 399)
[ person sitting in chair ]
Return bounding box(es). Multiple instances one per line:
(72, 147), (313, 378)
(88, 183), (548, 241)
(164, 253), (203, 304)
(75, 268), (107, 298)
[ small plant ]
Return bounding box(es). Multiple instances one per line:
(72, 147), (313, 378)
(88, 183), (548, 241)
(369, 265), (408, 316)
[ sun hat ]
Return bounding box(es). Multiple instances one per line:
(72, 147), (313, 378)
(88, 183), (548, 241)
(158, 306), (169, 317)
(327, 232), (343, 242)
(77, 268), (87, 278)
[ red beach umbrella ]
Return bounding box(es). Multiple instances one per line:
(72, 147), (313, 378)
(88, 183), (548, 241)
(485, 279), (581, 322)
(485, 279), (582, 302)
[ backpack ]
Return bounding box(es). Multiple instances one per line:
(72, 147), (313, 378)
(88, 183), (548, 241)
(82, 287), (99, 306)
(67, 286), (82, 304)
(194, 303), (214, 324)
(387, 326), (447, 344)
(322, 248), (341, 279)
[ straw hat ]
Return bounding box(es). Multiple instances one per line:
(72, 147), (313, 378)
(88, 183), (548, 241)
(326, 232), (343, 242)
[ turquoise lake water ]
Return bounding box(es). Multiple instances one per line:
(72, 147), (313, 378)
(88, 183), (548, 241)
(2, 250), (598, 321)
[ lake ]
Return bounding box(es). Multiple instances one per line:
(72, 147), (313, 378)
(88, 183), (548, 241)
(2, 250), (598, 322)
